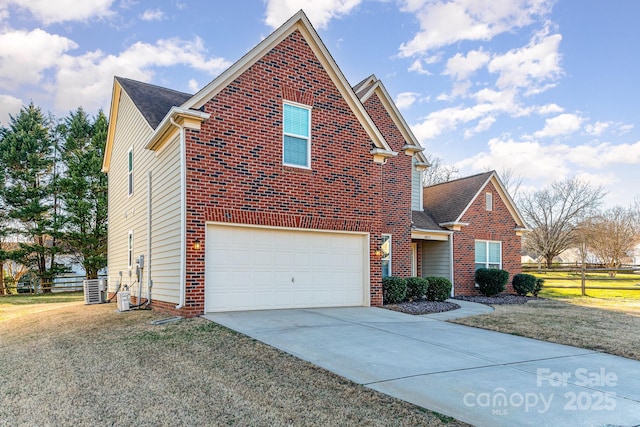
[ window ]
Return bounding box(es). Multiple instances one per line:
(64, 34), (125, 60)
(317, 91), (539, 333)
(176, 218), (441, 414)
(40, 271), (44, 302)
(128, 148), (134, 196)
(475, 240), (501, 270)
(485, 192), (493, 211)
(283, 102), (311, 168)
(381, 234), (392, 278)
(128, 231), (134, 269)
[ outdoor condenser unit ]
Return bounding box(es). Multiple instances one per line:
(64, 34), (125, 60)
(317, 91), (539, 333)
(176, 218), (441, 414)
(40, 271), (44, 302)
(117, 290), (130, 312)
(83, 279), (107, 304)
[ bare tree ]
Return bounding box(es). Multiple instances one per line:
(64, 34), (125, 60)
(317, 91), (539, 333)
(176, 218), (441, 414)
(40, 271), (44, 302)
(498, 167), (524, 199)
(519, 178), (606, 268)
(583, 206), (640, 276)
(423, 155), (458, 187)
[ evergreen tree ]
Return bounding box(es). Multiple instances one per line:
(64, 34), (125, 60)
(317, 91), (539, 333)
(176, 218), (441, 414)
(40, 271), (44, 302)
(0, 103), (63, 292)
(59, 108), (108, 279)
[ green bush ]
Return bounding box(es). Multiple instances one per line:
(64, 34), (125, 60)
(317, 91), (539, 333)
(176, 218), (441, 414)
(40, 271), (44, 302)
(405, 277), (429, 301)
(475, 268), (509, 296)
(533, 278), (544, 296)
(382, 277), (407, 304)
(425, 277), (452, 301)
(512, 273), (537, 296)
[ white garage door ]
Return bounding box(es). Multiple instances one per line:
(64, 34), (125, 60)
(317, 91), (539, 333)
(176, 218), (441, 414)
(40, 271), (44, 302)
(205, 224), (368, 312)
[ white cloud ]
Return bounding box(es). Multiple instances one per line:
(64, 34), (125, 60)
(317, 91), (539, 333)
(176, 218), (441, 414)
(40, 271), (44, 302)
(399, 0), (554, 57)
(412, 102), (497, 140)
(141, 9), (165, 21)
(488, 28), (562, 92)
(408, 58), (432, 75)
(455, 137), (640, 185)
(0, 94), (23, 125)
(54, 37), (231, 112)
(188, 78), (199, 92)
(3, 0), (115, 24)
(537, 103), (564, 115)
(533, 113), (582, 138)
(395, 92), (419, 109)
(585, 121), (610, 136)
(264, 0), (361, 29)
(444, 49), (490, 80)
(0, 28), (78, 89)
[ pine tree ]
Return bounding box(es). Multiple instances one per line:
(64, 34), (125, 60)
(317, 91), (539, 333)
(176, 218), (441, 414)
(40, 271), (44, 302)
(0, 103), (63, 292)
(58, 108), (108, 279)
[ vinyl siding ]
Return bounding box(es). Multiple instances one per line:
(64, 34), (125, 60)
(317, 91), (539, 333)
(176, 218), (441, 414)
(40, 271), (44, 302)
(107, 91), (181, 304)
(411, 160), (422, 211)
(148, 135), (181, 303)
(420, 240), (451, 280)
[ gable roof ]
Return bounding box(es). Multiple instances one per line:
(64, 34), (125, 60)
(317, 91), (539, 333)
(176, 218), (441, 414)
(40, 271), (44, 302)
(353, 74), (429, 165)
(116, 77), (192, 130)
(183, 10), (394, 156)
(422, 171), (527, 229)
(103, 10), (398, 172)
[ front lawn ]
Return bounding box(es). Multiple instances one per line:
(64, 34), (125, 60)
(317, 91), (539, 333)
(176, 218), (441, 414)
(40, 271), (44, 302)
(453, 296), (640, 361)
(0, 301), (466, 426)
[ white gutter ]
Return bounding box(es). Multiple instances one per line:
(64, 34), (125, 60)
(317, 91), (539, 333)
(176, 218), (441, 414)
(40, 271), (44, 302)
(147, 170), (152, 300)
(170, 117), (187, 310)
(449, 233), (455, 297)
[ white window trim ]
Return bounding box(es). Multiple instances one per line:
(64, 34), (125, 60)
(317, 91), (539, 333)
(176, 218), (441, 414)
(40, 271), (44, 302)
(128, 230), (134, 269)
(382, 234), (392, 277)
(485, 192), (493, 211)
(127, 147), (134, 197)
(475, 240), (502, 270)
(282, 100), (312, 169)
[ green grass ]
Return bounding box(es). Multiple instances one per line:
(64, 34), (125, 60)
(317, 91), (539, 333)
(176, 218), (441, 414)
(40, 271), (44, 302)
(0, 291), (84, 305)
(531, 271), (640, 299)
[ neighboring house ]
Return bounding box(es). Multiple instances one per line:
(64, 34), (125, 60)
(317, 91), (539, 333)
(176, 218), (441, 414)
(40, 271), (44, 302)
(413, 171), (527, 295)
(103, 11), (429, 316)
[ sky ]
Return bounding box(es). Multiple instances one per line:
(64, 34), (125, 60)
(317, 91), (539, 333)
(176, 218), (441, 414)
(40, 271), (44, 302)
(1, 0), (639, 207)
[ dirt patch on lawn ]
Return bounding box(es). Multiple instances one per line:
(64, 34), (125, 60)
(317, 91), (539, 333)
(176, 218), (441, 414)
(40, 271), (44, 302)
(0, 302), (468, 426)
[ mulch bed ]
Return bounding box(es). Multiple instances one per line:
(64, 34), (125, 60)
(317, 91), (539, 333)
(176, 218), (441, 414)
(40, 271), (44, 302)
(454, 294), (537, 305)
(384, 294), (538, 315)
(384, 300), (460, 315)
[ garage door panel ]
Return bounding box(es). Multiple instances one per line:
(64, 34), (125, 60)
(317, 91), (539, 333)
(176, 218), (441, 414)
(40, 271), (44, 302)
(205, 225), (367, 312)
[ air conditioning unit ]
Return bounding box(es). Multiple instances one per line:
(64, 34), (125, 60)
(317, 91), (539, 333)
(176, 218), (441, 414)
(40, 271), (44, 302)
(117, 291), (130, 312)
(84, 279), (106, 304)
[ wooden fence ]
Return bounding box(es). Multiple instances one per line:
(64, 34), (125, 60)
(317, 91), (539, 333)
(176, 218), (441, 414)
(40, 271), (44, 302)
(2, 275), (107, 295)
(521, 263), (640, 296)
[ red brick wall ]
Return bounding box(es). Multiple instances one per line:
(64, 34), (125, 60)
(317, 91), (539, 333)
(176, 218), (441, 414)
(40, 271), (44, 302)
(362, 93), (413, 279)
(452, 181), (522, 295)
(179, 30), (384, 315)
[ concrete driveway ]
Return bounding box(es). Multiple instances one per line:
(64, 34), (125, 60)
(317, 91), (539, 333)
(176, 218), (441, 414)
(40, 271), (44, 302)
(203, 306), (640, 427)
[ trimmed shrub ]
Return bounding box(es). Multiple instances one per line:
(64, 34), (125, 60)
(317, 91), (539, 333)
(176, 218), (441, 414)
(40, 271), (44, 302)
(382, 277), (407, 304)
(425, 277), (452, 301)
(533, 278), (544, 297)
(512, 273), (537, 296)
(475, 268), (509, 296)
(405, 277), (429, 301)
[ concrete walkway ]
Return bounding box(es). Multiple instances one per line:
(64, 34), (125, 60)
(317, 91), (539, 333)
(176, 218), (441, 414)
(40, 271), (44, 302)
(203, 307), (640, 427)
(421, 298), (494, 320)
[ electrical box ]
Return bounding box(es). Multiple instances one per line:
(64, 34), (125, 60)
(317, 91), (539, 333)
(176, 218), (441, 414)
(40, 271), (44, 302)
(117, 291), (130, 312)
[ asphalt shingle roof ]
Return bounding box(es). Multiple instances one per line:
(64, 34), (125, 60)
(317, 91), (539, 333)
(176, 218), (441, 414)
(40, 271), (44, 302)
(422, 171), (494, 225)
(411, 210), (444, 231)
(116, 77), (193, 129)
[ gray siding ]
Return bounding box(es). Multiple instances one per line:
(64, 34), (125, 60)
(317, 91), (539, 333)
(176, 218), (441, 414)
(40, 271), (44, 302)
(420, 240), (451, 280)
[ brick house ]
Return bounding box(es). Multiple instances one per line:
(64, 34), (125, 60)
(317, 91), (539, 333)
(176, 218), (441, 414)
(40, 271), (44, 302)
(102, 11), (525, 316)
(414, 171), (527, 295)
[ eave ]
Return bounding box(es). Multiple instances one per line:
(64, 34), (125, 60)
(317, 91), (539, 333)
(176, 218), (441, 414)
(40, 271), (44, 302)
(411, 229), (452, 241)
(439, 222), (469, 231)
(145, 107), (210, 151)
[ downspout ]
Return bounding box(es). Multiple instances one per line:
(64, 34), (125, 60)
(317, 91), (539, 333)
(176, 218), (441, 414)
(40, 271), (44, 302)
(170, 117), (187, 310)
(146, 170), (152, 307)
(449, 232), (455, 297)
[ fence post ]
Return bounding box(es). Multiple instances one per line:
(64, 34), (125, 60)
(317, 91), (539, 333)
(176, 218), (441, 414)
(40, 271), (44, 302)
(581, 241), (586, 296)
